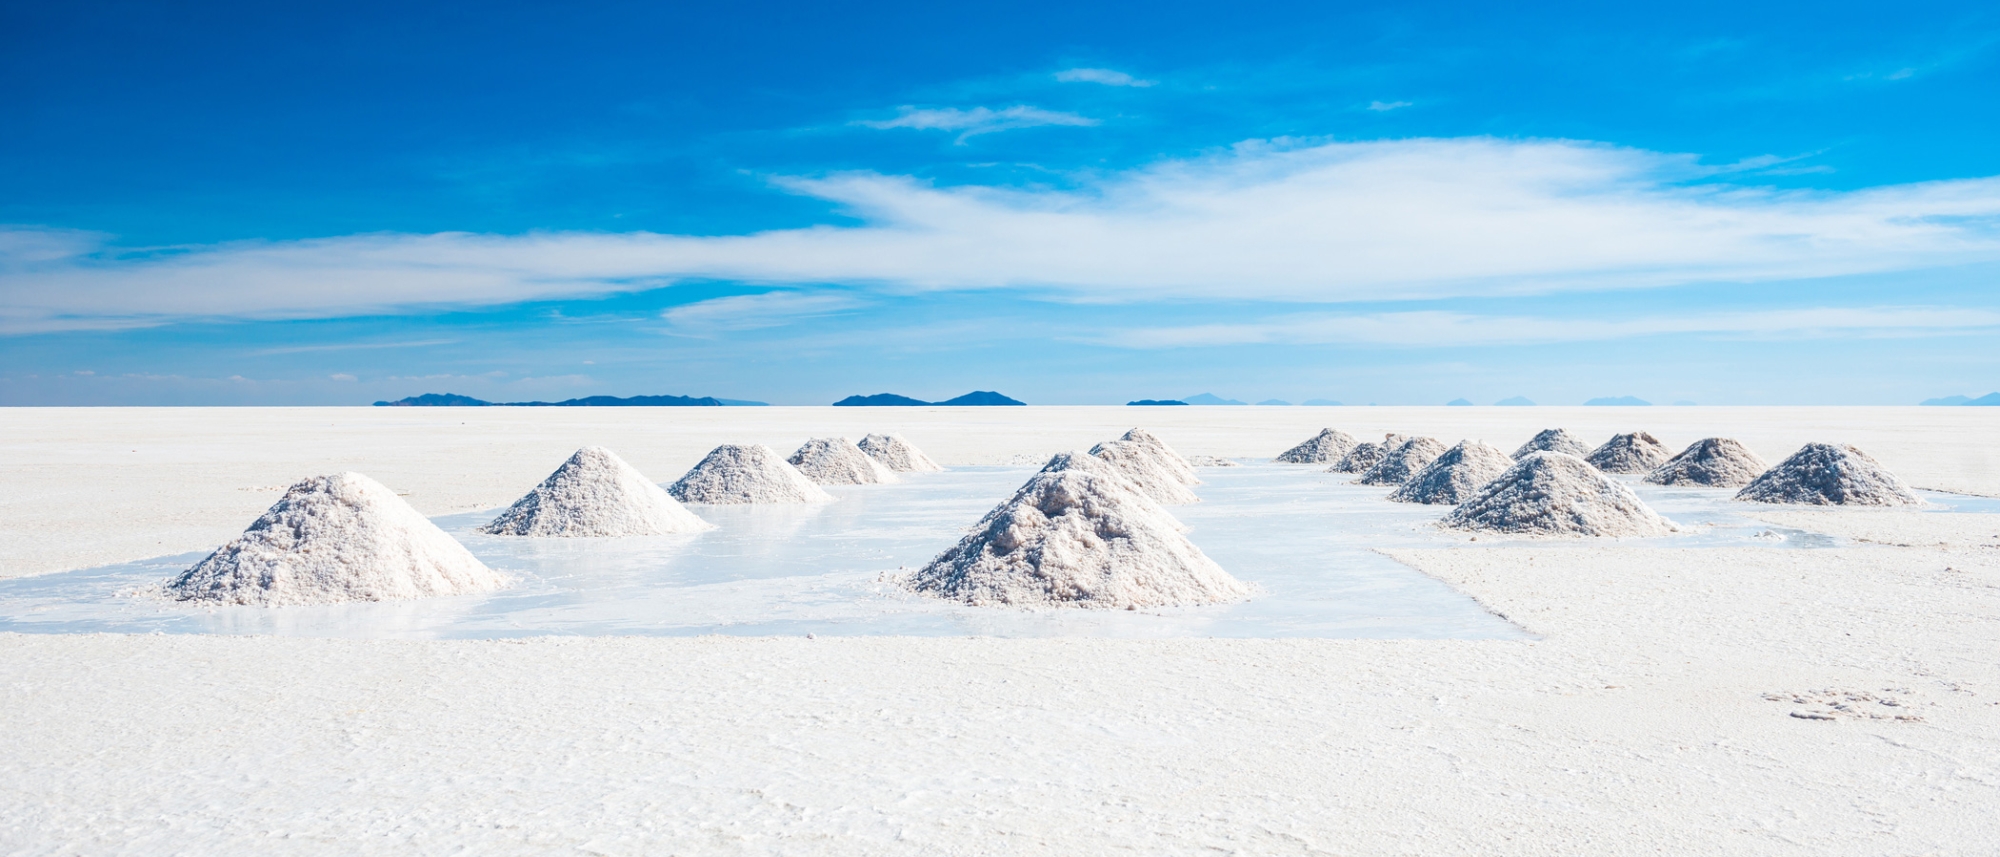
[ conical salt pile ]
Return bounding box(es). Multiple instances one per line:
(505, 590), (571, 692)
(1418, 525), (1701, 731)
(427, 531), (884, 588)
(1331, 433), (1408, 473)
(1357, 436), (1450, 486)
(1275, 428), (1358, 463)
(669, 444), (835, 504)
(481, 447), (713, 537)
(164, 472), (506, 606)
(902, 467), (1250, 609)
(790, 437), (900, 485)
(1390, 441), (1513, 504)
(1513, 428), (1591, 459)
(1441, 452), (1677, 537)
(1645, 438), (1768, 487)
(1586, 431), (1671, 473)
(858, 433), (943, 472)
(1736, 443), (1922, 506)
(1085, 439), (1202, 505)
(1104, 428), (1200, 486)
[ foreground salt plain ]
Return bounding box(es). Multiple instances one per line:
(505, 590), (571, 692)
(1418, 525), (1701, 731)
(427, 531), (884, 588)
(3, 406), (1999, 854)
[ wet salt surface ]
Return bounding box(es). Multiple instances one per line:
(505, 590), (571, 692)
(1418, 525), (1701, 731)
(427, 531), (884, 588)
(1, 464), (1991, 639)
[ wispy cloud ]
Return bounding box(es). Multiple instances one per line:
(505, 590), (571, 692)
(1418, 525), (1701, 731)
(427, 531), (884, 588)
(661, 291), (862, 333)
(853, 105), (1097, 141)
(1054, 68), (1156, 87)
(1367, 100), (1413, 111)
(249, 338), (459, 355)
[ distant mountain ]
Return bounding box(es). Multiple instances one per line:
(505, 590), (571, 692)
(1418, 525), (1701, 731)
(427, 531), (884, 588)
(1921, 395), (1972, 406)
(1446, 398), (1474, 406)
(1257, 399), (1292, 406)
(1128, 399), (1188, 406)
(1584, 396), (1652, 406)
(373, 392), (730, 407)
(1976, 393), (2000, 406)
(715, 398), (769, 406)
(1922, 393), (2000, 405)
(374, 393), (492, 407)
(1181, 393), (1247, 405)
(1301, 398), (1343, 406)
(1494, 396), (1535, 406)
(833, 393), (931, 406)
(937, 390), (1025, 406)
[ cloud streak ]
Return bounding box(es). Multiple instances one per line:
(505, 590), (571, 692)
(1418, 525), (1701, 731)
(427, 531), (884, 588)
(1054, 68), (1156, 87)
(853, 105), (1097, 141)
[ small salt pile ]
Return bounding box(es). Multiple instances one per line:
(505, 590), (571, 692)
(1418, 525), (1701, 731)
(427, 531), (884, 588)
(790, 437), (900, 485)
(1586, 431), (1671, 473)
(1442, 452), (1677, 537)
(1104, 428), (1201, 486)
(481, 447), (713, 537)
(1330, 433), (1408, 473)
(1084, 440), (1202, 505)
(1357, 436), (1450, 486)
(164, 472), (505, 606)
(669, 444), (835, 504)
(1389, 440), (1513, 504)
(1645, 438), (1768, 488)
(1512, 428), (1591, 459)
(858, 433), (943, 472)
(1736, 443), (1922, 506)
(902, 467), (1250, 609)
(1275, 428), (1359, 463)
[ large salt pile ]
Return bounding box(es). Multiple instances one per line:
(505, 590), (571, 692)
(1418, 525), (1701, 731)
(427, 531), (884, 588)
(902, 467), (1250, 609)
(481, 447), (713, 537)
(789, 437), (900, 485)
(1441, 452), (1677, 537)
(1646, 438), (1768, 487)
(858, 433), (943, 472)
(1085, 439), (1202, 505)
(669, 444), (835, 504)
(1586, 431), (1672, 473)
(163, 472), (506, 606)
(1389, 441), (1513, 504)
(1103, 428), (1200, 486)
(1512, 428), (1592, 459)
(1357, 436), (1450, 486)
(1331, 433), (1408, 473)
(1275, 428), (1358, 463)
(1735, 443), (1922, 506)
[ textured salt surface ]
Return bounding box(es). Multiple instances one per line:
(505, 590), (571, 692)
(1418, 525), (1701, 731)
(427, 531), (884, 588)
(670, 444), (835, 504)
(1275, 428), (1358, 463)
(1331, 434), (1408, 473)
(1586, 431), (1672, 473)
(904, 468), (1249, 609)
(1109, 428), (1201, 486)
(790, 438), (900, 485)
(1513, 428), (1592, 459)
(1086, 439), (1203, 505)
(1646, 438), (1768, 488)
(481, 447), (713, 537)
(1358, 437), (1450, 486)
(161, 472), (504, 606)
(1390, 441), (1514, 505)
(1737, 443), (1923, 506)
(1443, 452), (1677, 537)
(857, 433), (942, 472)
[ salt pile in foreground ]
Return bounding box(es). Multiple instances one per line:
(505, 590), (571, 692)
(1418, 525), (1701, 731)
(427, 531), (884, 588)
(1442, 452), (1677, 537)
(1736, 443), (1922, 506)
(164, 472), (505, 606)
(669, 444), (835, 504)
(1646, 438), (1768, 487)
(1513, 428), (1591, 459)
(1358, 437), (1450, 486)
(481, 447), (712, 537)
(1390, 441), (1513, 504)
(1332, 434), (1408, 473)
(790, 437), (900, 485)
(903, 467), (1249, 609)
(858, 433), (943, 472)
(1586, 431), (1671, 473)
(1275, 428), (1358, 463)
(1087, 428), (1201, 505)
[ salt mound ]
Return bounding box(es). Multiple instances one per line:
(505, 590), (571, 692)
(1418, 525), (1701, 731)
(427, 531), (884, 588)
(1735, 443), (1922, 506)
(1357, 436), (1450, 486)
(1105, 428), (1200, 486)
(1586, 431), (1671, 473)
(859, 433), (942, 472)
(1389, 441), (1513, 504)
(1512, 428), (1592, 459)
(1084, 440), (1202, 505)
(164, 472), (505, 606)
(903, 467), (1249, 609)
(481, 447), (713, 537)
(1330, 433), (1408, 473)
(1646, 438), (1768, 487)
(1442, 452), (1677, 537)
(790, 437), (900, 485)
(1275, 428), (1358, 463)
(669, 444), (835, 504)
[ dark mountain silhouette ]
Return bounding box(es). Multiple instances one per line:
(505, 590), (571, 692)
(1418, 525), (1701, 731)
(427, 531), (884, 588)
(937, 390), (1024, 406)
(374, 392), (733, 407)
(374, 393), (491, 407)
(1128, 399), (1188, 406)
(833, 393), (931, 406)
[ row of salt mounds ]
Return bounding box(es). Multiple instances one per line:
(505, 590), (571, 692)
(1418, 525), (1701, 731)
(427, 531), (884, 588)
(790, 437), (900, 485)
(1275, 428), (1358, 463)
(1586, 431), (1671, 473)
(1331, 433), (1408, 473)
(858, 433), (942, 472)
(1087, 428), (1201, 505)
(669, 444), (834, 505)
(1736, 443), (1923, 506)
(1357, 436), (1450, 486)
(901, 465), (1249, 609)
(164, 472), (506, 606)
(482, 447), (713, 536)
(1441, 452), (1677, 537)
(1390, 441), (1514, 504)
(1513, 428), (1591, 459)
(1645, 438), (1767, 487)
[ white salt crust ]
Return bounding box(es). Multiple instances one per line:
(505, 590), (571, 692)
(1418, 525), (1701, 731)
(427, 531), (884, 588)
(1390, 440), (1514, 505)
(790, 438), (901, 485)
(1586, 431), (1672, 474)
(1442, 452), (1678, 537)
(1736, 443), (1923, 506)
(1645, 438), (1768, 488)
(1275, 428), (1359, 463)
(481, 447), (713, 537)
(1512, 428), (1592, 459)
(669, 444), (835, 505)
(857, 433), (943, 473)
(161, 472), (505, 606)
(1357, 437), (1451, 486)
(1331, 433), (1409, 473)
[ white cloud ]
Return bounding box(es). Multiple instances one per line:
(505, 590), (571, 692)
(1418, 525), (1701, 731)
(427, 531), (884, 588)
(1367, 100), (1413, 111)
(1054, 68), (1156, 87)
(6, 137), (2000, 331)
(853, 105), (1097, 141)
(661, 291), (862, 333)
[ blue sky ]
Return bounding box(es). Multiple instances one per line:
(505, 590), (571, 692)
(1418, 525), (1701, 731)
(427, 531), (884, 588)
(3, 0), (1998, 405)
